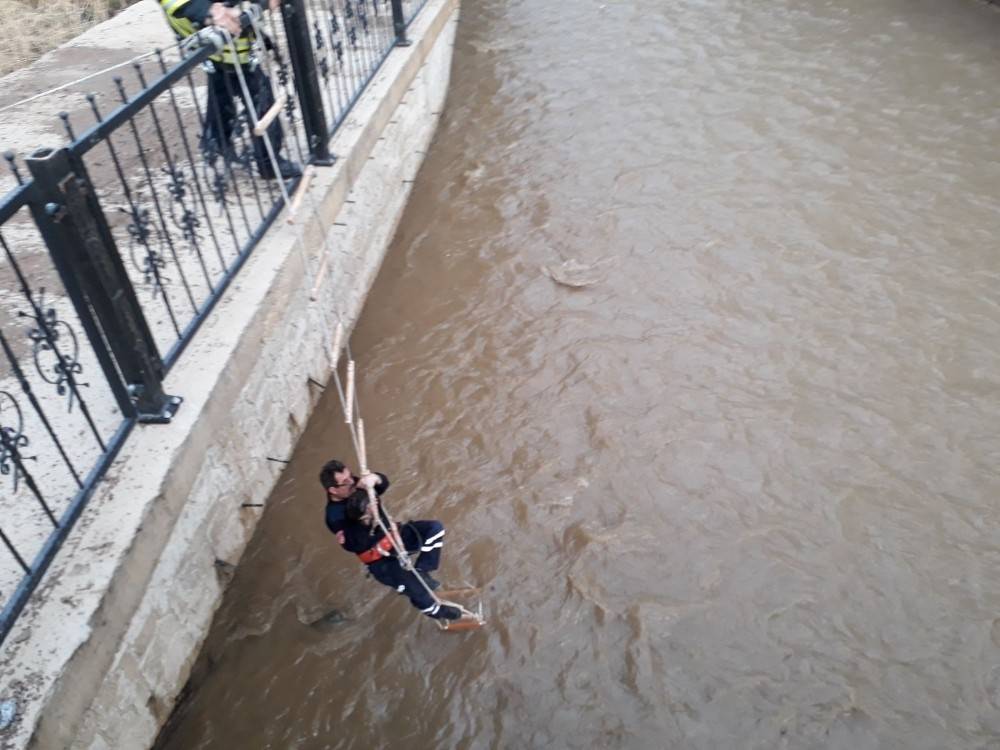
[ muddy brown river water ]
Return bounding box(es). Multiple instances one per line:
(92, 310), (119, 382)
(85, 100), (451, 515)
(156, 1), (1000, 748)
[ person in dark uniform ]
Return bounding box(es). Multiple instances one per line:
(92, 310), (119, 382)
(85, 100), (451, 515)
(157, 0), (301, 180)
(319, 459), (463, 622)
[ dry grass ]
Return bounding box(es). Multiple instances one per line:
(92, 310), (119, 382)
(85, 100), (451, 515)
(0, 0), (140, 76)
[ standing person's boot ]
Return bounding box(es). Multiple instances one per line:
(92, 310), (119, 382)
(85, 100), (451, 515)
(259, 156), (302, 180)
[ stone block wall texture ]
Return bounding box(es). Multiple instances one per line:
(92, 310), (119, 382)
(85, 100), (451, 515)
(0, 1), (458, 747)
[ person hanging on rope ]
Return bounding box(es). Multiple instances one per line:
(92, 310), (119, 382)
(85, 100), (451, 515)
(157, 0), (302, 180)
(319, 459), (466, 623)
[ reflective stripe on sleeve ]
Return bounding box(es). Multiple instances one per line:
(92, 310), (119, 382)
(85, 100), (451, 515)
(162, 0), (193, 16)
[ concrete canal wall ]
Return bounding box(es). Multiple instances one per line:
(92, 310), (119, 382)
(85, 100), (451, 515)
(0, 0), (459, 747)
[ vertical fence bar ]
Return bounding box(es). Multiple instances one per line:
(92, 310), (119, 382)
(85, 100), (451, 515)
(155, 51), (232, 274)
(325, 0), (352, 123)
(112, 76), (201, 318)
(84, 93), (184, 340)
(25, 148), (181, 423)
(259, 13), (309, 170)
(342, 1), (366, 97)
(132, 62), (219, 296)
(183, 69), (256, 249)
(283, 0), (335, 164)
(390, 0), (411, 46)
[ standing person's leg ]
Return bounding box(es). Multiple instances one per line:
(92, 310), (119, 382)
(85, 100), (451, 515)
(244, 63), (291, 177)
(202, 62), (236, 159)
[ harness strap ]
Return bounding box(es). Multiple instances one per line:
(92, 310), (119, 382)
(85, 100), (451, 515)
(357, 535), (394, 565)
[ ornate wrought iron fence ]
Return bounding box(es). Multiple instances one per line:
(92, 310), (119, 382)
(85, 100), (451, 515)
(0, 156), (140, 648)
(66, 50), (307, 369)
(299, 0), (418, 138)
(0, 0), (425, 647)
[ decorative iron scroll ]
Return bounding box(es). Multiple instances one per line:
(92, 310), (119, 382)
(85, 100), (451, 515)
(163, 163), (201, 245)
(18, 290), (87, 412)
(117, 204), (169, 290)
(0, 392), (34, 493)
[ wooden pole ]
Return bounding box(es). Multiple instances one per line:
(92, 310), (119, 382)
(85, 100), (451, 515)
(252, 93), (288, 136)
(344, 360), (355, 424)
(328, 322), (343, 370)
(286, 165), (315, 224)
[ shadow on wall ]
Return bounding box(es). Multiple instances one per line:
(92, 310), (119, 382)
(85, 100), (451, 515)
(0, 0), (142, 76)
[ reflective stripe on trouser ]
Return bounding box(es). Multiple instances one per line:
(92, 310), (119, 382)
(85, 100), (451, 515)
(202, 63), (284, 173)
(368, 558), (438, 615)
(398, 520), (445, 574)
(367, 520), (446, 617)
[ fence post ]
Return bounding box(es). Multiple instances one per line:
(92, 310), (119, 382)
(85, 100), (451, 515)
(281, 0), (335, 165)
(25, 148), (182, 424)
(390, 0), (412, 47)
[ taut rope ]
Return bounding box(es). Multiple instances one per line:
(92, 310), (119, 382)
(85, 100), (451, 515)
(326, 323), (483, 628)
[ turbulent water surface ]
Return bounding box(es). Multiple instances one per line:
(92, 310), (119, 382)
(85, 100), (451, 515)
(158, 1), (1000, 748)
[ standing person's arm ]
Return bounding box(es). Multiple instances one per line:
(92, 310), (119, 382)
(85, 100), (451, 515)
(233, 0), (283, 32)
(171, 0), (215, 28)
(173, 0), (280, 30)
(206, 1), (281, 37)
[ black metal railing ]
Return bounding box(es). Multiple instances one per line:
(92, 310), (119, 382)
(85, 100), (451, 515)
(299, 0), (410, 139)
(0, 162), (138, 648)
(67, 45), (304, 372)
(0, 0), (430, 646)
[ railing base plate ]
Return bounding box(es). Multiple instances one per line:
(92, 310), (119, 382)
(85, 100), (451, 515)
(137, 395), (183, 425)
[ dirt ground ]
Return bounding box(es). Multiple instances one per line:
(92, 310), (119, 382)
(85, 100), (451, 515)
(0, 0), (140, 75)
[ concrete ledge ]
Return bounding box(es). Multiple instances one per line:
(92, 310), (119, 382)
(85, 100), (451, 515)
(0, 1), (458, 747)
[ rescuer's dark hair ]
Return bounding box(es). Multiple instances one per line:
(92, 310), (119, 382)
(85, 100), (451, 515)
(319, 459), (347, 490)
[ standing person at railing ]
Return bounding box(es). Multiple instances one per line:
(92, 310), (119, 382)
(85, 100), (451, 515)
(157, 0), (302, 180)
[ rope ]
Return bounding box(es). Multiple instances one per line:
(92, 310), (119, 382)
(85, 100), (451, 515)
(327, 339), (482, 627)
(201, 11), (343, 368)
(218, 16), (477, 625)
(224, 11), (339, 342)
(221, 23), (295, 208)
(220, 7), (478, 627)
(0, 47), (174, 117)
(241, 5), (351, 368)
